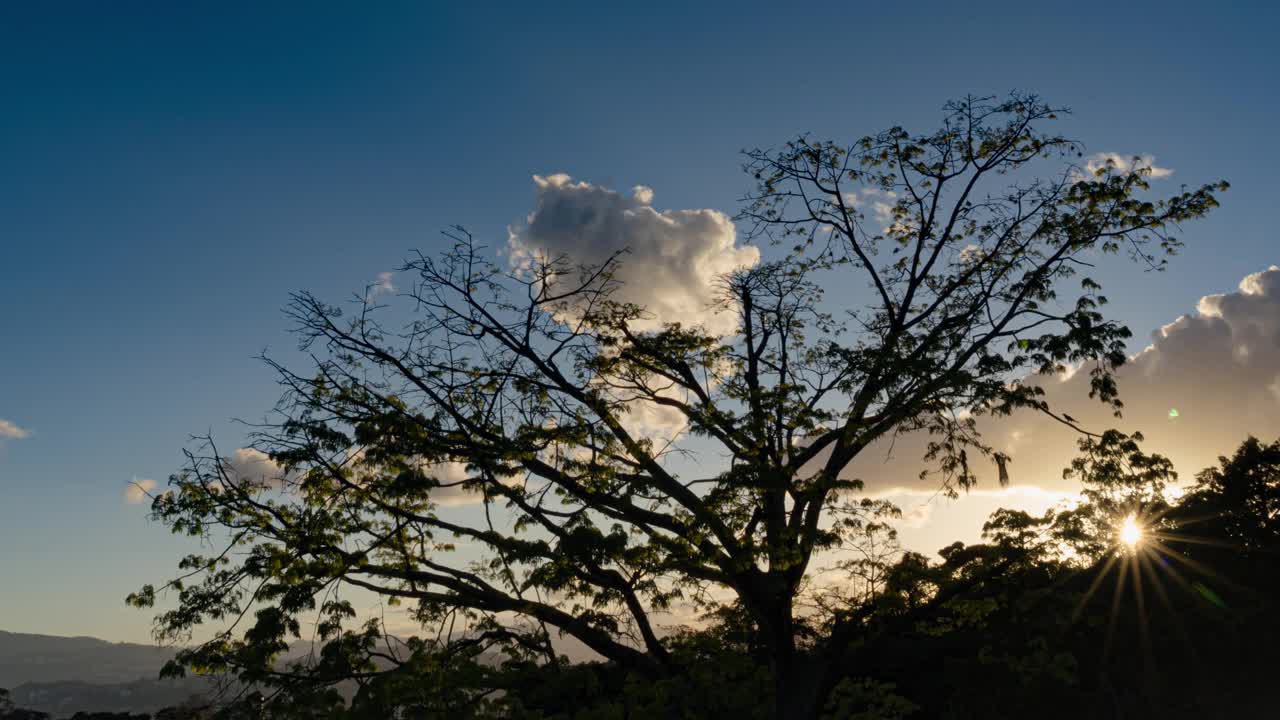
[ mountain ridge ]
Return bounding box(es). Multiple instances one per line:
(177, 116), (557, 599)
(0, 630), (178, 689)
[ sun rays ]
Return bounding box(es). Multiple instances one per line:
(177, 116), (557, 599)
(1067, 502), (1244, 675)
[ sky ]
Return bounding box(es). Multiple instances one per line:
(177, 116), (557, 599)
(1, 1), (1277, 644)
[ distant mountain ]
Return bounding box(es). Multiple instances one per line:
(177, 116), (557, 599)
(0, 629), (509, 716)
(0, 631), (214, 716)
(0, 631), (176, 689)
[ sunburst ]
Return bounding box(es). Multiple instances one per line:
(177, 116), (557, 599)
(1119, 513), (1143, 549)
(1070, 503), (1240, 671)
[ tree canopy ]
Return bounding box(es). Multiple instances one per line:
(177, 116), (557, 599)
(130, 94), (1227, 718)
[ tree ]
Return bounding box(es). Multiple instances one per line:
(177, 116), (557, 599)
(0, 690), (50, 720)
(132, 94), (1225, 718)
(1047, 429), (1177, 563)
(1176, 436), (1280, 553)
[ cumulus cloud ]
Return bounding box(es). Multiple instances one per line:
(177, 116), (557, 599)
(0, 418), (31, 440)
(508, 174), (760, 336)
(124, 477), (157, 504)
(505, 175), (758, 442)
(836, 266), (1280, 495)
(1082, 152), (1174, 180)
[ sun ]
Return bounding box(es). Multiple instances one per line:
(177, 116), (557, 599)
(1119, 514), (1143, 549)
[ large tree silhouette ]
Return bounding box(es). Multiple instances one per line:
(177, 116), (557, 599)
(132, 94), (1225, 718)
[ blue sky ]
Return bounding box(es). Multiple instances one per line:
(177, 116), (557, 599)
(1, 1), (1277, 642)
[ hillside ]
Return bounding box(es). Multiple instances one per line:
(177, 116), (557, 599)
(0, 631), (176, 689)
(6, 677), (214, 717)
(0, 631), (214, 716)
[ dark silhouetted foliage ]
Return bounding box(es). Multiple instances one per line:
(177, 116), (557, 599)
(130, 94), (1229, 719)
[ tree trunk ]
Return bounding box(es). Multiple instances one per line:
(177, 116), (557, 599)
(775, 657), (823, 719)
(767, 595), (823, 719)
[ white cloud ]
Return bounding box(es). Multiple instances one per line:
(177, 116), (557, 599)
(507, 174), (760, 335)
(506, 175), (756, 442)
(417, 460), (481, 507)
(400, 459), (525, 508)
(366, 271), (396, 301)
(834, 265), (1280, 496)
(124, 477), (157, 504)
(0, 418), (31, 440)
(957, 243), (985, 265)
(615, 383), (693, 445)
(843, 187), (898, 227)
(1082, 152), (1174, 180)
(216, 447), (520, 508)
(223, 447), (287, 487)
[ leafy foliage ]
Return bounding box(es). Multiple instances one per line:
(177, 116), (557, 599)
(132, 94), (1225, 718)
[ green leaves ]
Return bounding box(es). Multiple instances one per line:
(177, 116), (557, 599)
(132, 94), (1227, 719)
